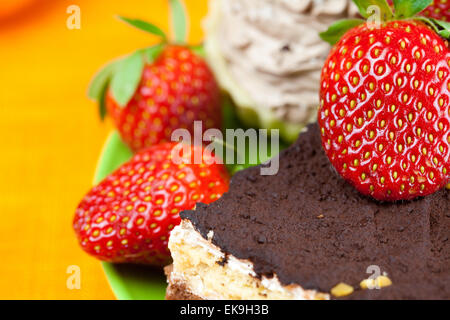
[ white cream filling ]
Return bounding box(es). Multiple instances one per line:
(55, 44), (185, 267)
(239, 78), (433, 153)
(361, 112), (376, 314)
(203, 0), (357, 133)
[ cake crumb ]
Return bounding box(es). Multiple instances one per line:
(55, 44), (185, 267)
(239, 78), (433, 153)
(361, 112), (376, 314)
(361, 275), (392, 289)
(331, 283), (354, 297)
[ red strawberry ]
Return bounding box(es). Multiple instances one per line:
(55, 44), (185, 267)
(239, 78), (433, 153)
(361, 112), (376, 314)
(387, 0), (450, 21)
(73, 142), (229, 265)
(88, 2), (221, 152)
(318, 17), (450, 201)
(106, 45), (221, 152)
(421, 0), (450, 21)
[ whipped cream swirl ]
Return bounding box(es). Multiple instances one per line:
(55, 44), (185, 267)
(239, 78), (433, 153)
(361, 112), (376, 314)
(204, 0), (357, 131)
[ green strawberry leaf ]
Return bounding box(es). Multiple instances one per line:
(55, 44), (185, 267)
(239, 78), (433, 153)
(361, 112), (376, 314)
(393, 0), (433, 19)
(353, 0), (394, 20)
(87, 61), (118, 120)
(415, 17), (450, 39)
(117, 16), (167, 40)
(169, 0), (188, 43)
(432, 19), (450, 39)
(190, 43), (205, 57)
(98, 81), (109, 120)
(142, 43), (165, 64)
(87, 62), (117, 100)
(110, 50), (145, 107)
(320, 19), (365, 45)
(414, 16), (440, 32)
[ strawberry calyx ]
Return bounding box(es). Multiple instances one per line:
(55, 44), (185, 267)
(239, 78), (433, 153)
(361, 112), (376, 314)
(88, 0), (194, 119)
(354, 0), (394, 20)
(116, 16), (168, 41)
(320, 0), (450, 45)
(169, 0), (188, 44)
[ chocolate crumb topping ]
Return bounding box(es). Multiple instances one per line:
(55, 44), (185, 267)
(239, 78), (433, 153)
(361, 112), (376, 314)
(181, 124), (450, 300)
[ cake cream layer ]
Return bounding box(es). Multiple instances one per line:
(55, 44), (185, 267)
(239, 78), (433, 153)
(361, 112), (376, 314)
(178, 124), (449, 300)
(203, 0), (357, 139)
(167, 220), (328, 300)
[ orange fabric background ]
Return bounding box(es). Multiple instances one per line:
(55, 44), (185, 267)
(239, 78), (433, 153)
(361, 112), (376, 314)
(0, 0), (207, 299)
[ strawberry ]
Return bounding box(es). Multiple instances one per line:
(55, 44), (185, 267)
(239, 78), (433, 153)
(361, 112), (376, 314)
(422, 0), (450, 21)
(387, 0), (450, 21)
(105, 45), (221, 152)
(318, 0), (450, 201)
(73, 142), (229, 265)
(88, 1), (221, 152)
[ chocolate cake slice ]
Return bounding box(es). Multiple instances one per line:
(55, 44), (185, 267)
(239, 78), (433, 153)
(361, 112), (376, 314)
(166, 124), (450, 300)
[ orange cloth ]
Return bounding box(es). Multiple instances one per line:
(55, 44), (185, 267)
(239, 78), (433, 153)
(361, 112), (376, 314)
(0, 0), (207, 299)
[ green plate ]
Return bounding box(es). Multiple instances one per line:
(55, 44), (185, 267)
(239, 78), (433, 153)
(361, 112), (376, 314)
(93, 100), (288, 300)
